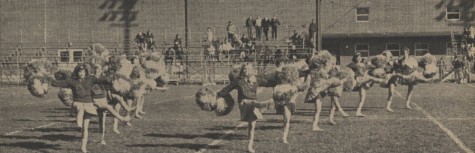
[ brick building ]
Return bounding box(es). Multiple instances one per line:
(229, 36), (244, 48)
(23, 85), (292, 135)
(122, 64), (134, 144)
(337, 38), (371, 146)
(0, 0), (474, 65)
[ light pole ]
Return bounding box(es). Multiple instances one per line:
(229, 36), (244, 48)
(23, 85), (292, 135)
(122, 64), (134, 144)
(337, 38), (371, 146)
(316, 0), (322, 51)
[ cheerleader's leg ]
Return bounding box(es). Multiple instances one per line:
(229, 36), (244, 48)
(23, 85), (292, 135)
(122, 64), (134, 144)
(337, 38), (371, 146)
(247, 121), (257, 153)
(125, 99), (133, 126)
(138, 96), (146, 114)
(94, 98), (130, 122)
(405, 85), (414, 109)
(111, 94), (135, 111)
(386, 83), (395, 112)
(329, 99), (336, 125)
(356, 88), (367, 117)
(81, 113), (92, 153)
(312, 98), (323, 131)
(333, 97), (349, 117)
(98, 110), (107, 145)
(282, 105), (291, 144)
(74, 103), (85, 128)
(112, 103), (121, 134)
(134, 97), (143, 119)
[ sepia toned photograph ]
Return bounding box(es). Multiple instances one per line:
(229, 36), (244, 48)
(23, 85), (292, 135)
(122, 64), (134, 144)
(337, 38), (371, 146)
(0, 0), (474, 152)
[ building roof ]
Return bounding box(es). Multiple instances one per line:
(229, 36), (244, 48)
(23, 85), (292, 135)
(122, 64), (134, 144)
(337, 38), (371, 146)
(320, 0), (474, 37)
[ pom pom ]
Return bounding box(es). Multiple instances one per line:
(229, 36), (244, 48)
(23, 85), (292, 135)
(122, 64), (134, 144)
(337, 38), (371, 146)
(273, 84), (298, 105)
(215, 94), (235, 116)
(90, 43), (110, 57)
(419, 53), (437, 66)
(156, 75), (169, 87)
(130, 78), (157, 98)
(423, 64), (438, 78)
(24, 59), (52, 82)
(195, 88), (216, 111)
(27, 78), (46, 97)
(368, 68), (387, 79)
(276, 66), (300, 84)
(54, 70), (72, 80)
(107, 56), (134, 77)
(143, 61), (166, 76)
(370, 55), (386, 68)
(308, 50), (336, 72)
(338, 67), (357, 92)
(58, 88), (73, 106)
(111, 76), (133, 96)
(381, 50), (394, 60)
(256, 71), (278, 87)
(130, 65), (145, 80)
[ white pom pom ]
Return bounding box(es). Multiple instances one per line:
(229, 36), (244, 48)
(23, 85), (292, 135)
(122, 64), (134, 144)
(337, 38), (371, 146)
(58, 88), (73, 106)
(273, 84), (298, 105)
(112, 78), (132, 95)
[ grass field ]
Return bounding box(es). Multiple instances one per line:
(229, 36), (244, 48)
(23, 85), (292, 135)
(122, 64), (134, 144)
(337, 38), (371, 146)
(0, 83), (474, 153)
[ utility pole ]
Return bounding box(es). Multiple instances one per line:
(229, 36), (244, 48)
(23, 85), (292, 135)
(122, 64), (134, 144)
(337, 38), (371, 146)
(316, 0), (322, 51)
(184, 0), (189, 48)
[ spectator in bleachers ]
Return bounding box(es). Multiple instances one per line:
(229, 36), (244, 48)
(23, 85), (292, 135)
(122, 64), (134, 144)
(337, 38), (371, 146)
(255, 16), (262, 41)
(453, 56), (463, 83)
(462, 55), (471, 83)
(240, 50), (247, 62)
(275, 47), (283, 63)
(233, 35), (243, 48)
(173, 34), (182, 53)
(271, 15), (280, 41)
(134, 32), (145, 48)
(241, 34), (254, 50)
(205, 27), (214, 44)
(290, 30), (300, 46)
(245, 15), (255, 38)
(437, 57), (446, 79)
(309, 19), (317, 46)
(262, 17), (270, 41)
(227, 21), (236, 43)
(165, 47), (175, 65)
(145, 30), (155, 50)
(145, 30), (154, 40)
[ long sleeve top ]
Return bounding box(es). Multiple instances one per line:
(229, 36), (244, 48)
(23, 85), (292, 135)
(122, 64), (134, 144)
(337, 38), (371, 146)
(51, 75), (110, 103)
(255, 18), (262, 27)
(246, 18), (255, 27)
(218, 77), (258, 102)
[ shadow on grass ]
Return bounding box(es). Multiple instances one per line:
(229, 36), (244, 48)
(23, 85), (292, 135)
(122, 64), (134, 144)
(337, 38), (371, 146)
(263, 118), (309, 124)
(0, 141), (61, 152)
(126, 143), (221, 151)
(40, 107), (70, 114)
(1, 134), (79, 142)
(13, 118), (75, 123)
(34, 127), (80, 133)
(206, 126), (247, 131)
(255, 125), (281, 130)
(144, 133), (246, 140)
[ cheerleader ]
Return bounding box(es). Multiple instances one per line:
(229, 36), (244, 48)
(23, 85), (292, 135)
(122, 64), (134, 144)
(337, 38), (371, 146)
(348, 53), (387, 117)
(217, 63), (272, 153)
(51, 64), (111, 153)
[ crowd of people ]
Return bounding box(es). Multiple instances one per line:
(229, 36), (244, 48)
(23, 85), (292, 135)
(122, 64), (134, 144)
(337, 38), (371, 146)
(134, 30), (156, 52)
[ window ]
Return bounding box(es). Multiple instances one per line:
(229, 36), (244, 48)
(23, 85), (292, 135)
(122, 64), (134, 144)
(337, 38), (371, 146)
(57, 49), (83, 63)
(446, 5), (460, 20)
(386, 43), (401, 57)
(414, 43), (429, 56)
(59, 50), (69, 63)
(356, 7), (369, 22)
(355, 43), (369, 57)
(73, 51), (83, 63)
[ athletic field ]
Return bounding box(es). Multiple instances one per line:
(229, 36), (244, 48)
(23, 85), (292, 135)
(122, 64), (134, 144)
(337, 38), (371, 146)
(0, 83), (474, 153)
